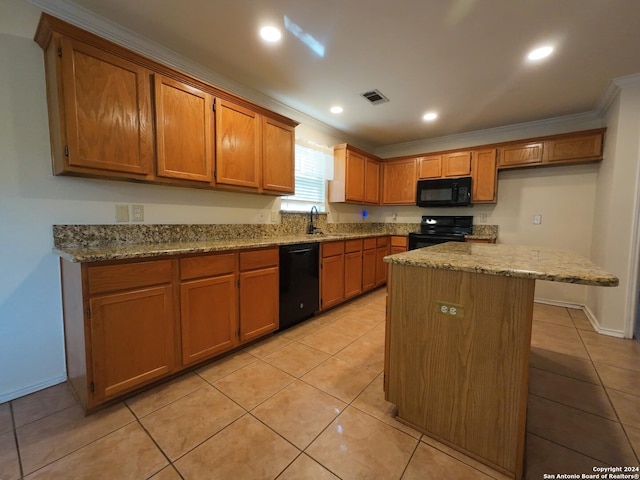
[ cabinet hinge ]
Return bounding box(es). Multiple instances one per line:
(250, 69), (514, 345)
(90, 382), (95, 393)
(85, 307), (91, 319)
(64, 145), (69, 157)
(57, 47), (62, 57)
(212, 102), (216, 112)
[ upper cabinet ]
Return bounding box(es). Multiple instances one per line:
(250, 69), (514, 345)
(35, 14), (297, 196)
(329, 145), (380, 204)
(48, 36), (154, 179)
(443, 151), (472, 177)
(381, 158), (417, 205)
(497, 142), (543, 168)
(262, 117), (295, 194)
(155, 75), (214, 183)
(498, 130), (605, 170)
(543, 131), (603, 164)
(215, 98), (261, 189)
(417, 155), (442, 179)
(471, 149), (497, 203)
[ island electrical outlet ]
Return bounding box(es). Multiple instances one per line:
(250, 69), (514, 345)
(436, 301), (465, 318)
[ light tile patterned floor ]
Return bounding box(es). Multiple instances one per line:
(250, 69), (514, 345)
(1, 288), (639, 479)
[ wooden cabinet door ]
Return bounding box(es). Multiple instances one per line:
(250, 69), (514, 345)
(180, 274), (238, 365)
(362, 248), (377, 292)
(364, 158), (380, 204)
(90, 285), (175, 402)
(59, 37), (153, 176)
(239, 266), (279, 342)
(418, 155), (442, 179)
(375, 245), (390, 286)
(443, 151), (471, 177)
(321, 254), (345, 309)
(543, 133), (603, 163)
(498, 142), (543, 168)
(344, 251), (363, 299)
(215, 98), (261, 189)
(381, 159), (417, 205)
(262, 116), (295, 194)
(471, 149), (498, 203)
(345, 151), (365, 202)
(155, 75), (213, 182)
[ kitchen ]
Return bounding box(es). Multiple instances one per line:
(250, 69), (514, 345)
(1, 0), (640, 479)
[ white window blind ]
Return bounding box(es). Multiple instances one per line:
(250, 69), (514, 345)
(281, 139), (332, 212)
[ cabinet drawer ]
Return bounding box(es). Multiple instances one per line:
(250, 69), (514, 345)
(363, 238), (377, 250)
(180, 253), (237, 280)
(88, 259), (173, 295)
(239, 248), (278, 271)
(376, 236), (389, 247)
(322, 241), (344, 257)
(345, 239), (363, 253)
(391, 236), (408, 247)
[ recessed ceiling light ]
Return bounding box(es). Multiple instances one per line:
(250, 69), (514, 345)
(260, 26), (282, 43)
(423, 112), (438, 121)
(527, 46), (553, 61)
(330, 106), (343, 114)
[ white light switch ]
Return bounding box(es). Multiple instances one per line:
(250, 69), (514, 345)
(533, 214), (542, 225)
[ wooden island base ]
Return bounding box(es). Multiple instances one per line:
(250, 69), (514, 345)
(385, 265), (535, 479)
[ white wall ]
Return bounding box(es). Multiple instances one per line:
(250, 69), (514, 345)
(588, 82), (640, 336)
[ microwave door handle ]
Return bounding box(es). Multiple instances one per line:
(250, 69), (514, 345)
(452, 184), (458, 200)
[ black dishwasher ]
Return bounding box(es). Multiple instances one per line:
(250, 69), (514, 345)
(278, 243), (319, 331)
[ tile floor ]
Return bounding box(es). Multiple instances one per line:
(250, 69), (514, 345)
(1, 288), (639, 479)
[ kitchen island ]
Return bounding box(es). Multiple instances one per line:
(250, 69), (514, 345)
(383, 243), (618, 480)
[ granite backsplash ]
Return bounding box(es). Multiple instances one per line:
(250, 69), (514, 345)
(53, 213), (497, 248)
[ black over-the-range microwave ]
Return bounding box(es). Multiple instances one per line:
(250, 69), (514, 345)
(416, 176), (472, 207)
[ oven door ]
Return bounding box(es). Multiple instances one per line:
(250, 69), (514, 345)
(408, 234), (462, 250)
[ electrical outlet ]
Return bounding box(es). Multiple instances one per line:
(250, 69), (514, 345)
(115, 204), (129, 222)
(270, 211), (279, 223)
(533, 214), (542, 225)
(479, 213), (487, 223)
(392, 213), (398, 222)
(436, 301), (465, 318)
(131, 205), (144, 222)
(257, 211), (265, 223)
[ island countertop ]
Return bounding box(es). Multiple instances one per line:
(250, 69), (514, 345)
(384, 242), (618, 287)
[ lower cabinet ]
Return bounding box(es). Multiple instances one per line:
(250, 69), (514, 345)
(375, 237), (390, 286)
(60, 247), (279, 411)
(362, 238), (377, 292)
(239, 248), (279, 341)
(390, 236), (408, 255)
(180, 252), (238, 366)
(320, 241), (345, 310)
(344, 240), (363, 300)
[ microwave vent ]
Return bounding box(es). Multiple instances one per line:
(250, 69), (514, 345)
(361, 89), (389, 105)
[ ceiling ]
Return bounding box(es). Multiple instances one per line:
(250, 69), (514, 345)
(44, 0), (640, 147)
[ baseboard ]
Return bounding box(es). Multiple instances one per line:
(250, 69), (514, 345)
(0, 374), (67, 404)
(534, 297), (625, 338)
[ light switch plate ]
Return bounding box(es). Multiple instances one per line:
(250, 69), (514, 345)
(115, 204), (129, 222)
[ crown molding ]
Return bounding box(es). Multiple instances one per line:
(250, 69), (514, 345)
(24, 0), (369, 148)
(598, 73), (640, 116)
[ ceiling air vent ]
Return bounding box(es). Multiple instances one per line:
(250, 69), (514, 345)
(361, 89), (389, 105)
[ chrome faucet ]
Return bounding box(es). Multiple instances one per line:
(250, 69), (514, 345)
(308, 205), (319, 234)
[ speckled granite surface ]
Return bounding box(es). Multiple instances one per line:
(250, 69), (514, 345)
(384, 242), (618, 286)
(53, 213), (422, 263)
(467, 224), (498, 241)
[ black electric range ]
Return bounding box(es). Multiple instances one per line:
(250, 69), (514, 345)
(408, 215), (473, 250)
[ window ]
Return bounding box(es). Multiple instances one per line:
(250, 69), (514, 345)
(280, 139), (332, 212)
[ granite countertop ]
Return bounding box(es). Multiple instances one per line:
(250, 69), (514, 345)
(384, 242), (618, 286)
(464, 234), (497, 241)
(54, 232), (389, 263)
